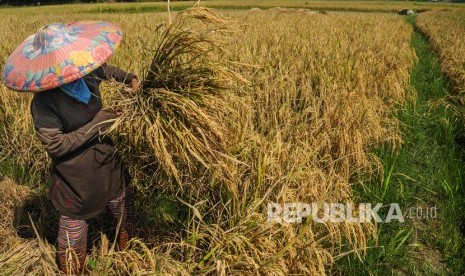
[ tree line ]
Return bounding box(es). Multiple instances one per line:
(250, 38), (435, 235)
(1, 0), (137, 5)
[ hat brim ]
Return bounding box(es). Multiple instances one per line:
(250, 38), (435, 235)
(2, 21), (123, 92)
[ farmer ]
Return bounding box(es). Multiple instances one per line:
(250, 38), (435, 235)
(2, 22), (139, 274)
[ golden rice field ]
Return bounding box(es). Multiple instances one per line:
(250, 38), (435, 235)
(417, 10), (465, 95)
(6, 0), (463, 15)
(0, 3), (439, 275)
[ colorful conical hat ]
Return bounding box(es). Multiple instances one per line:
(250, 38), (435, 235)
(2, 21), (123, 92)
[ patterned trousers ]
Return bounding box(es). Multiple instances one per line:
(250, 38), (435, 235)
(56, 186), (135, 274)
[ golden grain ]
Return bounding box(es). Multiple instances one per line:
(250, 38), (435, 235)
(0, 7), (415, 275)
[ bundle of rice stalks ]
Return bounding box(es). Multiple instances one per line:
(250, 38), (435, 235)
(107, 6), (244, 185)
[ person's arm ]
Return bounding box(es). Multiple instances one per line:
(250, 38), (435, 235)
(31, 94), (117, 160)
(101, 63), (136, 84)
(94, 63), (139, 92)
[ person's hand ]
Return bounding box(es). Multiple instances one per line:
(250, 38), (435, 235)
(92, 108), (119, 133)
(94, 108), (119, 122)
(130, 76), (140, 93)
(100, 108), (119, 119)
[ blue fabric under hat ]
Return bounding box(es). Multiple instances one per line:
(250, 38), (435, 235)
(59, 78), (91, 105)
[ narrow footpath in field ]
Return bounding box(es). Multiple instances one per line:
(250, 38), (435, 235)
(337, 15), (465, 275)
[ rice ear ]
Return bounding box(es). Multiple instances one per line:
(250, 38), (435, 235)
(107, 7), (244, 186)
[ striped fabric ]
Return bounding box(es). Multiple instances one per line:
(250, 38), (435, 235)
(57, 215), (88, 274)
(56, 185), (135, 274)
(107, 184), (135, 249)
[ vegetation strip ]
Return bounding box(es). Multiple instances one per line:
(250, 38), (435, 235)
(2, 1), (463, 16)
(337, 15), (465, 275)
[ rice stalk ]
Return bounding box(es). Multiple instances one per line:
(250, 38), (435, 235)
(107, 6), (244, 186)
(0, 8), (417, 276)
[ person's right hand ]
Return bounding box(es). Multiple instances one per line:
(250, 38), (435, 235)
(95, 108), (119, 121)
(92, 109), (119, 132)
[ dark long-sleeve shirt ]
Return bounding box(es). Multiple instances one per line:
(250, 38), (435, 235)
(31, 63), (136, 219)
